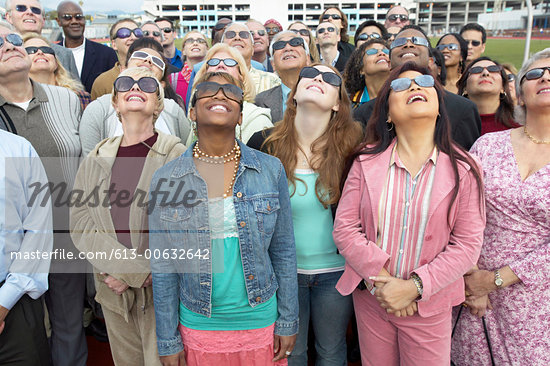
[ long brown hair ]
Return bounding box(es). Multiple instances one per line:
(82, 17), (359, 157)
(264, 63), (363, 207)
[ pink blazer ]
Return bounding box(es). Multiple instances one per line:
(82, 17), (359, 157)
(333, 143), (486, 317)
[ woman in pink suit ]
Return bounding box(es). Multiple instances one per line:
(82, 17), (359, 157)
(333, 62), (486, 366)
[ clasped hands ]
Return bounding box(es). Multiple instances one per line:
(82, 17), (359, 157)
(462, 267), (495, 317)
(100, 273), (153, 295)
(369, 269), (420, 318)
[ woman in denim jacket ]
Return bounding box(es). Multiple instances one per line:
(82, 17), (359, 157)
(149, 71), (298, 366)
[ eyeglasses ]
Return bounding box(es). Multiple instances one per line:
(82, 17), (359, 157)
(390, 74), (435, 92)
(299, 66), (342, 87)
(507, 73), (516, 82)
(469, 65), (501, 75)
(357, 33), (381, 41)
(387, 14), (409, 22)
(206, 58), (238, 67)
(113, 27), (143, 40)
(25, 46), (55, 55)
(224, 30), (251, 40)
(250, 30), (267, 37)
(160, 27), (173, 33)
(130, 51), (166, 72)
(184, 37), (207, 45)
(143, 30), (161, 38)
(14, 4), (41, 15)
(322, 14), (342, 21)
(291, 29), (309, 37)
(265, 26), (280, 34)
(193, 81), (244, 105)
(521, 67), (550, 83)
(390, 36), (429, 50)
(365, 47), (389, 56)
(272, 37), (305, 51)
(60, 13), (84, 21)
(436, 43), (459, 51)
(386, 33), (398, 40)
(465, 39), (482, 47)
(317, 27), (336, 34)
(114, 76), (159, 93)
(0, 34), (23, 49)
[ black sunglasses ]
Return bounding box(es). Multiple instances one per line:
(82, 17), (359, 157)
(60, 13), (84, 21)
(299, 66), (342, 87)
(25, 46), (55, 55)
(250, 30), (267, 37)
(436, 43), (459, 51)
(291, 29), (309, 37)
(113, 27), (143, 40)
(357, 33), (381, 41)
(521, 67), (550, 83)
(388, 14), (409, 22)
(390, 36), (429, 50)
(272, 37), (305, 51)
(385, 33), (398, 40)
(469, 65), (501, 75)
(465, 39), (482, 47)
(160, 27), (173, 33)
(14, 4), (41, 15)
(323, 14), (342, 20)
(317, 27), (336, 34)
(0, 33), (23, 49)
(224, 30), (251, 40)
(390, 74), (434, 92)
(193, 81), (244, 105)
(206, 58), (238, 67)
(143, 30), (161, 38)
(114, 76), (159, 93)
(507, 73), (516, 82)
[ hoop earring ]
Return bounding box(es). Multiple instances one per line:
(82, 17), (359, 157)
(500, 91), (507, 99)
(387, 121), (394, 131)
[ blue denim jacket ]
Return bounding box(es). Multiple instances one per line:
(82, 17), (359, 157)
(149, 141), (298, 356)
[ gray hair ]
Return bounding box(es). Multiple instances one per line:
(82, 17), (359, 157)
(221, 22), (253, 46)
(140, 20), (164, 41)
(269, 30), (310, 59)
(515, 47), (550, 124)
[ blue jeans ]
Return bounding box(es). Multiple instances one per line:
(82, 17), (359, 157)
(288, 271), (353, 366)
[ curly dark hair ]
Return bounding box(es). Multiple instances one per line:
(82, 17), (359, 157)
(343, 39), (388, 97)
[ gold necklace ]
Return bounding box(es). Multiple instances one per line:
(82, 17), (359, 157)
(193, 140), (238, 159)
(524, 125), (550, 145)
(223, 154), (240, 198)
(193, 141), (241, 197)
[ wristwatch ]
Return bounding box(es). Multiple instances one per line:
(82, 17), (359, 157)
(494, 270), (504, 288)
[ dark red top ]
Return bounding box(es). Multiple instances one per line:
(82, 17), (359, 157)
(110, 133), (158, 248)
(481, 113), (520, 136)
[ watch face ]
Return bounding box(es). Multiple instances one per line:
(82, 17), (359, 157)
(495, 278), (504, 287)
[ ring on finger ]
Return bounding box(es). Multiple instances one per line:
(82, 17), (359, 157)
(285, 351), (291, 356)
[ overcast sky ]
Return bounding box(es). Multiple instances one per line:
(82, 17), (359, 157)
(41, 0), (144, 14)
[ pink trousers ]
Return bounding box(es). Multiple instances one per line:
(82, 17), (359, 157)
(353, 289), (452, 366)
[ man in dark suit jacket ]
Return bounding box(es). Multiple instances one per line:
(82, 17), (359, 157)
(57, 1), (118, 93)
(255, 31), (310, 122)
(354, 25), (481, 150)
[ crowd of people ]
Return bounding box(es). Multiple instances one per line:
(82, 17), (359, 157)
(0, 1), (548, 366)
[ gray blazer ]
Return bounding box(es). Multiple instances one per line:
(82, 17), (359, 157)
(51, 43), (79, 81)
(255, 85), (284, 123)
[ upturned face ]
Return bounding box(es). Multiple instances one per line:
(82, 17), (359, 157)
(6, 0), (45, 34)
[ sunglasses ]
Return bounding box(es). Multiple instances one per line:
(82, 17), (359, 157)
(366, 47), (390, 56)
(194, 81), (244, 105)
(130, 51), (165, 72)
(358, 33), (381, 41)
(323, 14), (342, 20)
(390, 36), (429, 50)
(206, 58), (238, 67)
(250, 30), (267, 37)
(390, 74), (435, 92)
(299, 66), (342, 87)
(143, 30), (161, 38)
(60, 13), (84, 21)
(184, 37), (207, 45)
(114, 76), (159, 93)
(25, 46), (55, 55)
(113, 27), (143, 39)
(265, 26), (280, 33)
(272, 37), (305, 51)
(507, 73), (516, 82)
(521, 67), (550, 83)
(436, 43), (459, 51)
(160, 27), (173, 33)
(0, 33), (23, 49)
(469, 65), (501, 75)
(291, 29), (309, 37)
(14, 4), (41, 15)
(385, 33), (398, 40)
(224, 30), (251, 39)
(317, 27), (336, 34)
(465, 39), (482, 47)
(388, 14), (409, 22)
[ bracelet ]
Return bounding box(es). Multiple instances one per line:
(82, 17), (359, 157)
(411, 273), (423, 299)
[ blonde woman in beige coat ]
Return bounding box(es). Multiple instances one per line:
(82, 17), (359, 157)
(70, 67), (186, 366)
